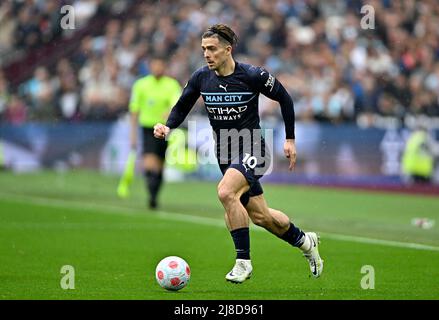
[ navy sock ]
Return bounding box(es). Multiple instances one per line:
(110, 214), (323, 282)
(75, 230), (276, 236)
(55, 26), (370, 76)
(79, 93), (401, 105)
(230, 227), (250, 260)
(279, 223), (305, 247)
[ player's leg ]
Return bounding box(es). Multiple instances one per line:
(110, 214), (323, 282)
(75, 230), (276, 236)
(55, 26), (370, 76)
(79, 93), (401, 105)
(217, 168), (250, 230)
(245, 194), (324, 278)
(224, 211), (231, 230)
(217, 168), (253, 283)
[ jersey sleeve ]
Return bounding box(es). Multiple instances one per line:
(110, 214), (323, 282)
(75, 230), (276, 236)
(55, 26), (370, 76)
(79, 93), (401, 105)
(165, 70), (201, 129)
(248, 66), (296, 139)
(128, 80), (142, 113)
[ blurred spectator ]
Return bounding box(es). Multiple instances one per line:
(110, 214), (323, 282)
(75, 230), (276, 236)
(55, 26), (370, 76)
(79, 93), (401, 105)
(94, 18), (121, 53)
(79, 58), (108, 119)
(53, 59), (80, 121)
(326, 83), (355, 122)
(409, 90), (439, 117)
(383, 73), (411, 110)
(0, 2), (16, 58)
(376, 93), (403, 117)
(3, 95), (27, 125)
(0, 75), (10, 119)
(79, 55), (127, 120)
(73, 0), (99, 29)
(38, 0), (62, 45)
(20, 67), (56, 121)
(353, 72), (381, 116)
(14, 4), (41, 50)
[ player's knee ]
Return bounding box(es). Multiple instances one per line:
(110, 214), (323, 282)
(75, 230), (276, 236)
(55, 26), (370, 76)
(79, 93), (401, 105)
(217, 185), (237, 204)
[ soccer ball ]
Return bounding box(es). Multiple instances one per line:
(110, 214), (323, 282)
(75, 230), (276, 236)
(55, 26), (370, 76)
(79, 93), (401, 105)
(155, 256), (191, 291)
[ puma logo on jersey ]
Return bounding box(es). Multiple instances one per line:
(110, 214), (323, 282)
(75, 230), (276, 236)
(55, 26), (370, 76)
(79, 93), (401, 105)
(219, 84), (228, 92)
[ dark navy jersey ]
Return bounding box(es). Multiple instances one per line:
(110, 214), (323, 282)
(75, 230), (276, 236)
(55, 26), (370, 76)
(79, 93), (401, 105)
(166, 61), (295, 140)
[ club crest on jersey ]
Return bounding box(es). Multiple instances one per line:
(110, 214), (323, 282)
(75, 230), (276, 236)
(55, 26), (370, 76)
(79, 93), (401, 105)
(264, 74), (275, 92)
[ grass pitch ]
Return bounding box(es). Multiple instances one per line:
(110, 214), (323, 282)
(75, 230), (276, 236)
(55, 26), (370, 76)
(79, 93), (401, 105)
(0, 170), (438, 299)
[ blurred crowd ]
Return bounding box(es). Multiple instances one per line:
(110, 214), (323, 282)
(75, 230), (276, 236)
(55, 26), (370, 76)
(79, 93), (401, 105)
(0, 0), (62, 57)
(1, 0), (439, 125)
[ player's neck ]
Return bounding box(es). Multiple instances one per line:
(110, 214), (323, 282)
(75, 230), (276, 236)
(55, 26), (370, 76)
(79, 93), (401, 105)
(215, 58), (235, 77)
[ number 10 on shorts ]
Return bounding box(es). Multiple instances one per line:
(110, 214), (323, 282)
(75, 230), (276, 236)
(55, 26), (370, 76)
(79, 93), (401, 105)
(242, 153), (257, 170)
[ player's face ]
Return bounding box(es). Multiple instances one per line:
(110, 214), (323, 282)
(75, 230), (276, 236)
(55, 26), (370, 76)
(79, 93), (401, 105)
(150, 59), (166, 78)
(201, 37), (231, 70)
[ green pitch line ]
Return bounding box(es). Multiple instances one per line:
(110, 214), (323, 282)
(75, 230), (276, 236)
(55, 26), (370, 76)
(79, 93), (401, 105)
(1, 191), (438, 252)
(0, 170), (438, 299)
(0, 170), (438, 246)
(0, 196), (439, 300)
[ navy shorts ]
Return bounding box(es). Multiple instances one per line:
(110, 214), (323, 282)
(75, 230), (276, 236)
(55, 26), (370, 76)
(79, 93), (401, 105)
(218, 161), (264, 207)
(217, 138), (271, 207)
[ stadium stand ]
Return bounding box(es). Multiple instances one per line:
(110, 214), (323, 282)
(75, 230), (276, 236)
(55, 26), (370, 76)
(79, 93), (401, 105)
(0, 0), (438, 126)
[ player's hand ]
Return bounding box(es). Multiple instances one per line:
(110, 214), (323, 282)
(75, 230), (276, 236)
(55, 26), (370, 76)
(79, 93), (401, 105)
(153, 123), (170, 139)
(284, 139), (297, 171)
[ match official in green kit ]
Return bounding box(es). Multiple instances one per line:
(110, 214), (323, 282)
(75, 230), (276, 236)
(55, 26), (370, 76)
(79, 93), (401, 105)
(129, 56), (182, 209)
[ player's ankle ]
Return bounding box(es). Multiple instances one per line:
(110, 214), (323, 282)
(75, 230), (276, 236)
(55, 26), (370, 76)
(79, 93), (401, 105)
(299, 233), (312, 252)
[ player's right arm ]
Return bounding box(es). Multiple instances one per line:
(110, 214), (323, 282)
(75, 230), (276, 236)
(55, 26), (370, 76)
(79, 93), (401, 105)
(154, 71), (201, 139)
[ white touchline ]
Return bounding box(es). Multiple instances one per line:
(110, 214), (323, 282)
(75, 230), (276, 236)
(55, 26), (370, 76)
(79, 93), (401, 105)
(1, 192), (438, 252)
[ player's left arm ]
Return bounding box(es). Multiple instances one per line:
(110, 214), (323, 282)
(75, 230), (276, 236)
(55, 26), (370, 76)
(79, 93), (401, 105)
(155, 71), (201, 139)
(250, 67), (297, 170)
